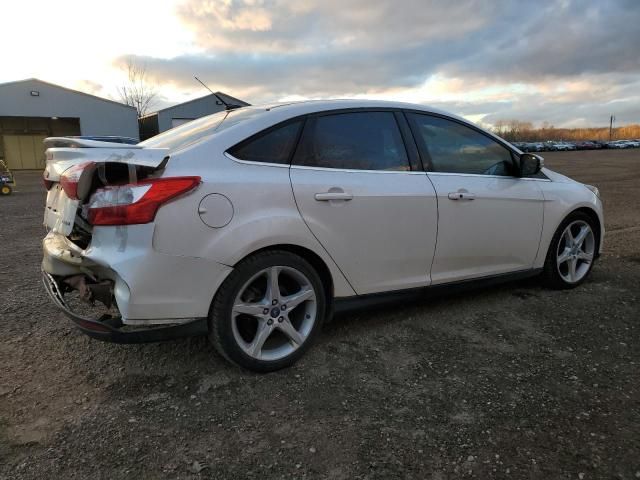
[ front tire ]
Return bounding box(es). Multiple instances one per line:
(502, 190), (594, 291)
(542, 211), (598, 289)
(208, 250), (327, 372)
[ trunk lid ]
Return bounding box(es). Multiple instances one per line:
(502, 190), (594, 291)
(43, 137), (169, 236)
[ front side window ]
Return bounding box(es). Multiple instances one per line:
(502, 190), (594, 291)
(293, 112), (410, 171)
(228, 120), (302, 164)
(407, 113), (514, 176)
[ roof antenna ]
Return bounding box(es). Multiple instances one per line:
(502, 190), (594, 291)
(194, 76), (242, 110)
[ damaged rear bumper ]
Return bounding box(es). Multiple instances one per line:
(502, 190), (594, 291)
(42, 270), (208, 343)
(44, 226), (232, 322)
(41, 228), (231, 343)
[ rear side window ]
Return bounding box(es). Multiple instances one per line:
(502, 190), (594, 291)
(407, 113), (514, 176)
(293, 112), (410, 171)
(228, 120), (302, 164)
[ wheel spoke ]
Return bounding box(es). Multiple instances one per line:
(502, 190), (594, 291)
(233, 302), (267, 317)
(568, 257), (578, 282)
(578, 251), (593, 262)
(278, 318), (305, 346)
(248, 321), (273, 357)
(557, 247), (572, 264)
(266, 267), (281, 303)
(574, 225), (590, 247)
(282, 287), (314, 311)
(564, 228), (575, 245)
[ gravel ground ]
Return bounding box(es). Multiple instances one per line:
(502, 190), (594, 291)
(1, 149), (639, 479)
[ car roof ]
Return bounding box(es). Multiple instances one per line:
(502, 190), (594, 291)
(243, 99), (467, 122)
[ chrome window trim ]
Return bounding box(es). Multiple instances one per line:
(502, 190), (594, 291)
(290, 165), (426, 175)
(225, 152), (289, 168)
(427, 171), (551, 182)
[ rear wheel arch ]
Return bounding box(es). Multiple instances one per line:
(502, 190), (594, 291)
(233, 244), (334, 302)
(208, 247), (329, 371)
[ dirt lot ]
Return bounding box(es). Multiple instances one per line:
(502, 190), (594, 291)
(1, 149), (639, 479)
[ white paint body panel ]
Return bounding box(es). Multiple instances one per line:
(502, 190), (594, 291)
(40, 100), (604, 324)
(290, 167), (438, 294)
(427, 173), (544, 283)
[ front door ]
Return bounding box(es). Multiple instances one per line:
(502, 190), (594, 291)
(406, 112), (544, 284)
(290, 111), (438, 295)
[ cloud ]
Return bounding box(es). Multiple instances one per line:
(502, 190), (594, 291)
(118, 0), (640, 126)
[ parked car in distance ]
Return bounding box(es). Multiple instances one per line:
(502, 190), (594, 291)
(606, 140), (630, 149)
(41, 100), (604, 372)
(553, 142), (577, 151)
(575, 141), (599, 150)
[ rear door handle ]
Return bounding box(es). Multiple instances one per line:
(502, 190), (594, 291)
(448, 191), (476, 201)
(314, 192), (353, 201)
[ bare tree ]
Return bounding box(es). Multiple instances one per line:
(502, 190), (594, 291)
(117, 60), (157, 118)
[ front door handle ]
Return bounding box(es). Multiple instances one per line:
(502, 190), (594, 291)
(314, 192), (353, 201)
(448, 191), (476, 201)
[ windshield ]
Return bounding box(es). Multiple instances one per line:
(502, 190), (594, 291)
(139, 107), (266, 151)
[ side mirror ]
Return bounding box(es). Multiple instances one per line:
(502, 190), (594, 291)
(519, 153), (544, 176)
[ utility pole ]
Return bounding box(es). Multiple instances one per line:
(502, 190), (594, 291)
(609, 115), (615, 141)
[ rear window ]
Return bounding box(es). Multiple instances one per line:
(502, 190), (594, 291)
(139, 107), (265, 151)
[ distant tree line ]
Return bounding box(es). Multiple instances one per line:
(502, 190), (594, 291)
(491, 120), (640, 142)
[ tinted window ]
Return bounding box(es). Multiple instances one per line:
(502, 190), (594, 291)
(228, 121), (302, 164)
(408, 113), (514, 176)
(293, 112), (409, 171)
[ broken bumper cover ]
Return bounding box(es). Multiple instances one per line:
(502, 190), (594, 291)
(42, 226), (232, 323)
(42, 270), (208, 343)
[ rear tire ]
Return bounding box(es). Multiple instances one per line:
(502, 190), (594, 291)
(542, 211), (598, 289)
(208, 250), (327, 372)
(1, 185), (11, 195)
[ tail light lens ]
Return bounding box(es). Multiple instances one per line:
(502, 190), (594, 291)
(88, 176), (201, 226)
(60, 162), (93, 199)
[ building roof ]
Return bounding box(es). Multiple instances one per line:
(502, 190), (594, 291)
(0, 78), (137, 110)
(141, 91), (251, 118)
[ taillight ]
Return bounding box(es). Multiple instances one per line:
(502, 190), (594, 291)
(43, 178), (54, 190)
(60, 162), (93, 199)
(88, 176), (201, 226)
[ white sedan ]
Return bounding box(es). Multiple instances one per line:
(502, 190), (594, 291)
(41, 100), (604, 371)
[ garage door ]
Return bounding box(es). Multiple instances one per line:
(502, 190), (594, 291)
(171, 118), (194, 128)
(2, 135), (47, 170)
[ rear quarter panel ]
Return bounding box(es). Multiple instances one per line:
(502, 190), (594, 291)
(152, 145), (356, 298)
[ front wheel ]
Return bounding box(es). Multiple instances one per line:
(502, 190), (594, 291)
(0, 185), (12, 195)
(208, 250), (327, 372)
(542, 212), (598, 289)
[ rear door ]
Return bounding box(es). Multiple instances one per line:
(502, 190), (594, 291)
(406, 112), (544, 284)
(290, 110), (438, 295)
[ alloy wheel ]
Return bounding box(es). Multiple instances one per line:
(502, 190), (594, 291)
(556, 220), (595, 283)
(231, 266), (317, 361)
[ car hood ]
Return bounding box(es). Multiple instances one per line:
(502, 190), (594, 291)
(542, 167), (580, 184)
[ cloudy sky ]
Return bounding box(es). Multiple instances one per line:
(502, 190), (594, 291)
(3, 0), (639, 127)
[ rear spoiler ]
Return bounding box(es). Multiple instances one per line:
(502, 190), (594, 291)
(43, 137), (143, 149)
(43, 137), (170, 181)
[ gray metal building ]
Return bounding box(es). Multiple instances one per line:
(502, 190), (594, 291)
(139, 92), (250, 140)
(0, 78), (138, 169)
